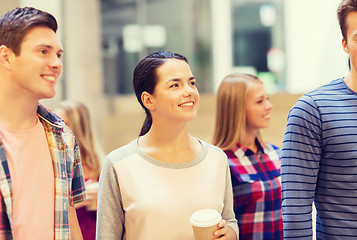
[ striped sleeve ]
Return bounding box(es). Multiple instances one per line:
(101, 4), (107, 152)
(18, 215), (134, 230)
(281, 78), (357, 239)
(281, 95), (321, 239)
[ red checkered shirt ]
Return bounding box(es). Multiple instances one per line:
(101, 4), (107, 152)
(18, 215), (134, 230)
(224, 141), (283, 240)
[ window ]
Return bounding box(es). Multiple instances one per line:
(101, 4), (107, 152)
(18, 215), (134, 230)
(231, 0), (285, 92)
(101, 0), (213, 95)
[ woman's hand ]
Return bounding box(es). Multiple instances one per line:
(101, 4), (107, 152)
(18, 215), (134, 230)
(75, 179), (98, 211)
(213, 220), (237, 240)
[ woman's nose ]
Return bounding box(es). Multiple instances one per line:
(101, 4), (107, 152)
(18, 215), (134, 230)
(266, 100), (273, 110)
(183, 83), (194, 96)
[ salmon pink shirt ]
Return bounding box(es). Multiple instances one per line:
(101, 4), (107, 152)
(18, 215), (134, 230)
(0, 118), (54, 240)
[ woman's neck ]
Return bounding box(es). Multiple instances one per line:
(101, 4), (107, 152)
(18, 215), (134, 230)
(145, 119), (188, 144)
(138, 122), (201, 163)
(241, 130), (258, 153)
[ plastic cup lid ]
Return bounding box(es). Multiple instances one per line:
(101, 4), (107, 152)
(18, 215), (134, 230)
(190, 209), (222, 227)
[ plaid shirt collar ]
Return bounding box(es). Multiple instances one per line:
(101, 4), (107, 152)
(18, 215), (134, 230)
(232, 139), (265, 155)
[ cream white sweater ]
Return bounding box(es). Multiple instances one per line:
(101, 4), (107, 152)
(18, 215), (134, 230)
(96, 138), (238, 240)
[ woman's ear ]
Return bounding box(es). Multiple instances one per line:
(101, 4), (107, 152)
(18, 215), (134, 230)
(141, 91), (155, 110)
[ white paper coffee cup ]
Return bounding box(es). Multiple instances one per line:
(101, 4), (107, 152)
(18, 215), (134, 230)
(190, 209), (222, 240)
(86, 182), (99, 192)
(85, 182), (99, 211)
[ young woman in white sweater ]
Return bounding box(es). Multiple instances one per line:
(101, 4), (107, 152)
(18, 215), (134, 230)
(96, 51), (238, 240)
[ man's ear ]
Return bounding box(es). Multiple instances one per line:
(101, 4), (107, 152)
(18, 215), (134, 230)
(0, 45), (14, 70)
(141, 91), (155, 110)
(342, 37), (349, 54)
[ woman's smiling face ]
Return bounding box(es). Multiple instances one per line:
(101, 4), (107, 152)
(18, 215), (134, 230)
(148, 58), (200, 123)
(245, 81), (272, 133)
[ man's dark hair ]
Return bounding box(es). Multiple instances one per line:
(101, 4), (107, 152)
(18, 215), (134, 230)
(0, 7), (58, 55)
(337, 0), (357, 41)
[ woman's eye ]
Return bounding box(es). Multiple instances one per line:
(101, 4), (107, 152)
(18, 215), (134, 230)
(190, 81), (196, 86)
(170, 83), (179, 88)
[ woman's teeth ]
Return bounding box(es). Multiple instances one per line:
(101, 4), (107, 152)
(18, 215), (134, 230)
(180, 102), (193, 107)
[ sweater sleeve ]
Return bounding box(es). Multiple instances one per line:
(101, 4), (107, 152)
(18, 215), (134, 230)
(96, 158), (125, 240)
(222, 160), (239, 238)
(281, 95), (322, 239)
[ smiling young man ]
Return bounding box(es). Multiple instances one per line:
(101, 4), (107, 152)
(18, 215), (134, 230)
(0, 7), (86, 240)
(281, 0), (357, 239)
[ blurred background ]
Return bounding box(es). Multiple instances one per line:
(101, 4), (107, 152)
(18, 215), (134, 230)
(0, 0), (350, 154)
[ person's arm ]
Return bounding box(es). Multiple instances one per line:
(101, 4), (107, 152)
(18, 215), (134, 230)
(67, 136), (87, 239)
(96, 158), (125, 240)
(71, 138), (87, 204)
(74, 179), (98, 211)
(69, 205), (83, 240)
(281, 95), (322, 239)
(220, 161), (239, 239)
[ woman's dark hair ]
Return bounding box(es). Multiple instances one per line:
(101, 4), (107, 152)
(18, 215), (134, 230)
(133, 51), (188, 136)
(0, 7), (58, 55)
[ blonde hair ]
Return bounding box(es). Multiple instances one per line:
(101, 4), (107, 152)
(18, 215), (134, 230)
(212, 73), (264, 150)
(55, 100), (102, 178)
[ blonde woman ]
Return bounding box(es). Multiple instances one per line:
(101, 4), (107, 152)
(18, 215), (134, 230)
(212, 73), (283, 240)
(55, 100), (103, 240)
